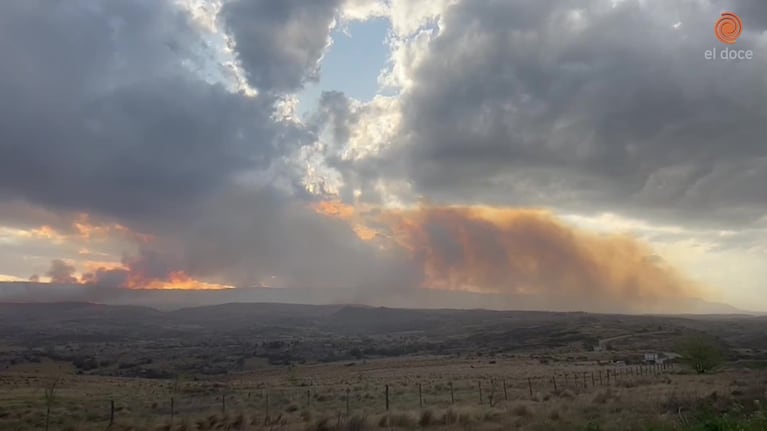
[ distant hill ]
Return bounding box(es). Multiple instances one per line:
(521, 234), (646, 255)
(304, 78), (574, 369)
(0, 281), (757, 315)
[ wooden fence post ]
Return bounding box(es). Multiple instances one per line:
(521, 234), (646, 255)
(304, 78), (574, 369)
(503, 379), (508, 401)
(418, 383), (423, 409)
(265, 391), (270, 423)
(564, 373), (569, 387)
(449, 382), (454, 405)
(170, 397), (175, 424)
(385, 384), (390, 411)
(591, 372), (595, 387)
(528, 378), (533, 398)
(478, 381), (483, 405)
(222, 394), (226, 414)
(606, 370), (611, 385)
(599, 370), (603, 386)
(109, 399), (115, 426)
(346, 387), (350, 416)
(306, 389), (311, 408)
(552, 376), (558, 392)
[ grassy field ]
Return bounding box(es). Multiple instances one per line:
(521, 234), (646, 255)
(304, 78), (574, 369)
(1, 303), (766, 430)
(1, 357), (766, 430)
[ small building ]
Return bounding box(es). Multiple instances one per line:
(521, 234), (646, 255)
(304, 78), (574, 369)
(643, 352), (666, 364)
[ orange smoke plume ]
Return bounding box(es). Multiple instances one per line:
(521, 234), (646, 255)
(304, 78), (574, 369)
(310, 201), (702, 309)
(378, 206), (699, 303)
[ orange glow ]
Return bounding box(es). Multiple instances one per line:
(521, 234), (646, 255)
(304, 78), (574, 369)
(19, 225), (66, 243)
(80, 264), (233, 290)
(352, 224), (379, 241)
(312, 200), (356, 220)
(74, 213), (153, 243)
(311, 200), (381, 242)
(82, 260), (124, 273)
(124, 271), (233, 290)
(0, 274), (24, 282)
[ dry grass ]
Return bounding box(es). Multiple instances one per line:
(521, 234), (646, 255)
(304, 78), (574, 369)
(1, 358), (765, 431)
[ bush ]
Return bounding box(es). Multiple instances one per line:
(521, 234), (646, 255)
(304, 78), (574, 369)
(677, 336), (724, 374)
(418, 409), (434, 427)
(345, 414), (367, 431)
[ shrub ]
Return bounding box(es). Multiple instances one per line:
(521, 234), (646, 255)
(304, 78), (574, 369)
(677, 336), (724, 374)
(442, 408), (458, 425)
(512, 404), (533, 418)
(418, 409), (434, 427)
(345, 414), (367, 431)
(388, 413), (416, 428)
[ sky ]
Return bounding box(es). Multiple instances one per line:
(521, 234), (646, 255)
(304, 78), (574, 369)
(0, 0), (765, 313)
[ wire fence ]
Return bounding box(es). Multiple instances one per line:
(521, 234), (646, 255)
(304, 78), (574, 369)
(18, 362), (681, 428)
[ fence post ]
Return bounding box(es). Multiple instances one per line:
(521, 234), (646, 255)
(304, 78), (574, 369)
(170, 397), (175, 424)
(478, 381), (483, 405)
(109, 399), (115, 426)
(606, 370), (611, 385)
(418, 383), (423, 409)
(591, 372), (595, 387)
(564, 373), (569, 387)
(306, 389), (311, 408)
(599, 370), (603, 386)
(583, 372), (587, 389)
(449, 382), (455, 405)
(552, 376), (558, 392)
(503, 379), (508, 401)
(385, 384), (390, 411)
(346, 387), (350, 416)
(222, 393), (226, 414)
(528, 378), (533, 398)
(265, 391), (270, 423)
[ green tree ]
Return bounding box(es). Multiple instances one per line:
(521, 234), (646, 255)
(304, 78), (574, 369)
(677, 336), (723, 374)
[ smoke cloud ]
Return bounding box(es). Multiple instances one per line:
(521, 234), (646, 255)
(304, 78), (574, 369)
(80, 250), (231, 291)
(45, 259), (78, 285)
(357, 205), (703, 312)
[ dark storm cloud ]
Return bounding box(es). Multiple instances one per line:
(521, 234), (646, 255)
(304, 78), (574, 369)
(326, 0), (767, 226)
(0, 0), (293, 224)
(220, 0), (342, 92)
(0, 0), (418, 291)
(0, 0), (404, 289)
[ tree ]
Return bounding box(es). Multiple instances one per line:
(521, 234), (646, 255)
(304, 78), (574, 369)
(677, 336), (723, 374)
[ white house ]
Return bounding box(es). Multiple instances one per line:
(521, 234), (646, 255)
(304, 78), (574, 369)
(643, 352), (666, 364)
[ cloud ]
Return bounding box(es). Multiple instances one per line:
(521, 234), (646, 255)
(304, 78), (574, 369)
(220, 0), (342, 93)
(46, 260), (78, 285)
(378, 205), (700, 311)
(165, 188), (421, 290)
(322, 0), (767, 228)
(0, 0), (763, 311)
(81, 249), (232, 290)
(0, 1), (301, 224)
(0, 0), (353, 290)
